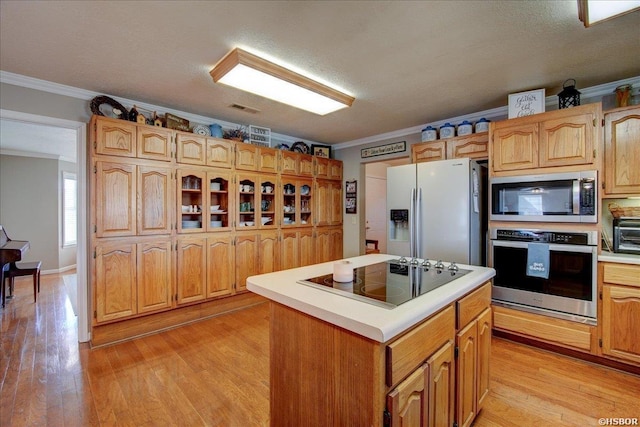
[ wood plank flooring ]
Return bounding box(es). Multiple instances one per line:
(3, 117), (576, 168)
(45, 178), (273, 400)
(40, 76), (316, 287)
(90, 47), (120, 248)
(2, 272), (639, 426)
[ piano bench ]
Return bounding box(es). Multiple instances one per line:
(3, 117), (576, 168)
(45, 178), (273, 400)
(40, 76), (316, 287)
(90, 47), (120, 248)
(4, 261), (42, 303)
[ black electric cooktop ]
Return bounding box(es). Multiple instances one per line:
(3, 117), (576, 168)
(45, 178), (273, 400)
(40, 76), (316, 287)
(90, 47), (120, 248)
(297, 260), (470, 309)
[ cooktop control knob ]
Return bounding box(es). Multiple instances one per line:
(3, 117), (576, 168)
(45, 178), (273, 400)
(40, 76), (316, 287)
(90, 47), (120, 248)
(448, 262), (459, 272)
(422, 259), (431, 269)
(435, 260), (445, 270)
(398, 256), (408, 264)
(410, 257), (419, 265)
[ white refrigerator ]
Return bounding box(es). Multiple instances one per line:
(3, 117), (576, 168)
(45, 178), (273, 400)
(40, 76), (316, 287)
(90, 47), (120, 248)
(386, 158), (483, 265)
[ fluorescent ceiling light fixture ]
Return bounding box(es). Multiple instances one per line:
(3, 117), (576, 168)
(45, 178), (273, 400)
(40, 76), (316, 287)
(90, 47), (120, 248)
(578, 0), (640, 26)
(210, 48), (354, 116)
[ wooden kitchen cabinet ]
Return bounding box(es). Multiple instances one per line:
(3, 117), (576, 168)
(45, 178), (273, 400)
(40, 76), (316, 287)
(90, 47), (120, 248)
(258, 146), (279, 173)
(386, 364), (429, 427)
(206, 233), (234, 299)
(315, 179), (342, 226)
(176, 133), (206, 165)
(299, 153), (314, 177)
(280, 228), (314, 270)
(89, 114), (343, 345)
(206, 137), (234, 169)
(412, 141), (446, 163)
(176, 236), (207, 305)
(235, 231), (278, 292)
(601, 262), (640, 365)
(206, 169), (233, 231)
(92, 115), (137, 158)
(177, 169), (206, 234)
(280, 150), (299, 175)
(603, 105), (640, 196)
(137, 126), (173, 162)
(137, 239), (173, 314)
(235, 142), (259, 171)
(491, 103), (600, 173)
(95, 161), (137, 237)
(281, 177), (313, 228)
(455, 283), (492, 427)
(446, 133), (489, 161)
(315, 157), (343, 180)
(412, 133), (488, 164)
(95, 241), (137, 323)
(315, 226), (344, 263)
(427, 341), (455, 427)
(137, 165), (173, 235)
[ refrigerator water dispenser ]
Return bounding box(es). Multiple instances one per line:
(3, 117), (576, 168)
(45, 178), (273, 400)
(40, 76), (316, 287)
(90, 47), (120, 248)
(389, 209), (409, 241)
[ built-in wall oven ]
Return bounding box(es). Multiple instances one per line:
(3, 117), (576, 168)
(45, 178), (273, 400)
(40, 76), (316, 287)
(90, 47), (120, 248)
(490, 228), (598, 323)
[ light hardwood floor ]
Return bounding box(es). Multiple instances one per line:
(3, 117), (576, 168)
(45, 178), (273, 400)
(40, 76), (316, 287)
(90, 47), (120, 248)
(1, 272), (639, 426)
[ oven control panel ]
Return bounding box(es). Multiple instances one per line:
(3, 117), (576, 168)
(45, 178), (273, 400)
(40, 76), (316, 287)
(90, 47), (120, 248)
(494, 229), (591, 245)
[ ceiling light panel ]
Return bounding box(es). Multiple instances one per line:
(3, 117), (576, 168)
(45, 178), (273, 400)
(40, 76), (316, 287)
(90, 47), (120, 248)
(210, 48), (354, 116)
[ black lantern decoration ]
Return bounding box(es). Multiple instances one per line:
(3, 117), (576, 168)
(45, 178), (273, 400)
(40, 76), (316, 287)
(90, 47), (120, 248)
(558, 79), (581, 109)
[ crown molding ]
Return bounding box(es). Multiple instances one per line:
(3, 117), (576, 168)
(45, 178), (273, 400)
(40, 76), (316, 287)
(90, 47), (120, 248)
(0, 71), (320, 146)
(3, 71), (638, 151)
(333, 75), (640, 151)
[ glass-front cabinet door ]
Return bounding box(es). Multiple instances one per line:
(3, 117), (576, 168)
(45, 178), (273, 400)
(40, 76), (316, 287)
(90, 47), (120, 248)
(281, 178), (297, 227)
(207, 169), (232, 231)
(280, 178), (313, 227)
(258, 177), (277, 229)
(177, 169), (205, 233)
(236, 173), (258, 229)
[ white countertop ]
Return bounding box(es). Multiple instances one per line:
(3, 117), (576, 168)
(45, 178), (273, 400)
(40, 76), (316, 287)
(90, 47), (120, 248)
(247, 254), (496, 343)
(599, 251), (640, 265)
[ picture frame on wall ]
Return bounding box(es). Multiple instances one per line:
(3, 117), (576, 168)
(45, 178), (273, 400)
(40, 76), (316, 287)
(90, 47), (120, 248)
(345, 180), (357, 214)
(311, 144), (331, 158)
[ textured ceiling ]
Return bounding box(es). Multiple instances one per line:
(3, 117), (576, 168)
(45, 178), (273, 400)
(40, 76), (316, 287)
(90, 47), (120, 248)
(1, 1), (639, 145)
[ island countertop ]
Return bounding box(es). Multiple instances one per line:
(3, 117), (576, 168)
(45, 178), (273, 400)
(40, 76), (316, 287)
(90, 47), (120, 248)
(247, 253), (496, 342)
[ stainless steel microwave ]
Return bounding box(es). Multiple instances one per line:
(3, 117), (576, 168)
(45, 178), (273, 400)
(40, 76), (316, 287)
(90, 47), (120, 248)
(490, 171), (597, 223)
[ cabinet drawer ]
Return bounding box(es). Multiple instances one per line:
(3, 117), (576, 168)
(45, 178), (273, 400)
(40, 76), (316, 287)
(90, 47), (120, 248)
(493, 305), (593, 351)
(603, 263), (640, 287)
(386, 304), (454, 387)
(457, 282), (491, 329)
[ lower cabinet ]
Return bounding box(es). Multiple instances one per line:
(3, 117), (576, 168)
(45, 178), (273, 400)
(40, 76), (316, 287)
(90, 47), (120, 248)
(281, 228), (314, 269)
(176, 236), (207, 304)
(456, 307), (491, 427)
(315, 226), (344, 263)
(95, 238), (173, 323)
(601, 262), (640, 365)
(426, 341), (456, 427)
(386, 283), (491, 427)
(206, 233), (234, 299)
(387, 363), (429, 426)
(235, 231), (279, 292)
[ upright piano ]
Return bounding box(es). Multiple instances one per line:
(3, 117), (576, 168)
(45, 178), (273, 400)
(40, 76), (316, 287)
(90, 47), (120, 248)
(0, 225), (30, 308)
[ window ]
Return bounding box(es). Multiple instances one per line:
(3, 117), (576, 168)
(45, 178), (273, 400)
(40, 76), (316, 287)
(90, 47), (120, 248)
(63, 171), (77, 247)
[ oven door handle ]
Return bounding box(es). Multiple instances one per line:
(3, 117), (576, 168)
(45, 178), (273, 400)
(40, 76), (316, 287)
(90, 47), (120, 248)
(490, 240), (597, 254)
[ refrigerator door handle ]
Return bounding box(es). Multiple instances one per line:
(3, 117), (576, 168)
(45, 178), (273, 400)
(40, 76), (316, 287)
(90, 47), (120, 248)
(416, 187), (422, 258)
(410, 188), (416, 258)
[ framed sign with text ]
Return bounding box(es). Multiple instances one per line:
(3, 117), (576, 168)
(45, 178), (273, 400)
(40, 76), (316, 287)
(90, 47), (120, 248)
(345, 180), (357, 214)
(508, 89), (545, 118)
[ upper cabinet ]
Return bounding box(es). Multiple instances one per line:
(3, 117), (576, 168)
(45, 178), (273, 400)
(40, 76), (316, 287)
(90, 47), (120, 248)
(603, 105), (640, 196)
(176, 133), (206, 165)
(92, 115), (137, 157)
(315, 157), (343, 180)
(491, 103), (600, 173)
(137, 127), (173, 161)
(206, 138), (234, 169)
(412, 133), (488, 164)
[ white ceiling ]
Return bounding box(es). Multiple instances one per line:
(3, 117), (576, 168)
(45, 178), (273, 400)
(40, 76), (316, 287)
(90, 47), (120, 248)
(0, 1), (639, 149)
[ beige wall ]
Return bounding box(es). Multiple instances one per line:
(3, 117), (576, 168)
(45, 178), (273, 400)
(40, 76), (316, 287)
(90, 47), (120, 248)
(0, 154), (67, 270)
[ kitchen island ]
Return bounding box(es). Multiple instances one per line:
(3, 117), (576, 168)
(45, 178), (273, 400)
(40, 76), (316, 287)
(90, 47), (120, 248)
(247, 253), (496, 427)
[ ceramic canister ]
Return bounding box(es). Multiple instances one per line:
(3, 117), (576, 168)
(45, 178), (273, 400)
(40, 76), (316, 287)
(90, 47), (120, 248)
(474, 118), (490, 133)
(439, 122), (455, 139)
(209, 123), (223, 138)
(421, 126), (437, 142)
(457, 120), (473, 136)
